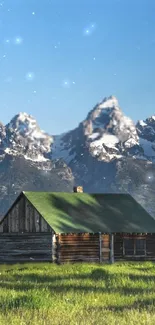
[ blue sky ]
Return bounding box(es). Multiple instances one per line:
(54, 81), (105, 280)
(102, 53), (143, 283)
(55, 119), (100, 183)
(0, 0), (155, 134)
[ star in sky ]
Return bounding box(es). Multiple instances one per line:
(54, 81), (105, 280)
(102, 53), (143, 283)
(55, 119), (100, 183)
(0, 0), (154, 137)
(54, 41), (60, 49)
(0, 54), (6, 61)
(25, 72), (35, 81)
(63, 80), (70, 88)
(14, 36), (23, 45)
(85, 29), (90, 35)
(83, 23), (96, 36)
(62, 80), (76, 88)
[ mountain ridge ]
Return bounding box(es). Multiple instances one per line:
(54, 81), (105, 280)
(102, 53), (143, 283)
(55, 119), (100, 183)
(0, 95), (155, 218)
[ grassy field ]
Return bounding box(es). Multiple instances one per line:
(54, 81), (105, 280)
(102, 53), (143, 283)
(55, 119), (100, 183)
(0, 262), (155, 325)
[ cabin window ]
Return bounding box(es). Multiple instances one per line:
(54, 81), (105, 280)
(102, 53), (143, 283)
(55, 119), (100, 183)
(135, 239), (146, 256)
(124, 238), (134, 255)
(123, 238), (146, 256)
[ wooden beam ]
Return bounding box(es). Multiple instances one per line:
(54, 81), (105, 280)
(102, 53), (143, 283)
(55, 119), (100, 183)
(52, 232), (56, 262)
(110, 234), (114, 264)
(99, 232), (102, 263)
(56, 234), (60, 264)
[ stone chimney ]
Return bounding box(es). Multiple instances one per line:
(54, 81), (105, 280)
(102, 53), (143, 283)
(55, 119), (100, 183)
(73, 186), (83, 193)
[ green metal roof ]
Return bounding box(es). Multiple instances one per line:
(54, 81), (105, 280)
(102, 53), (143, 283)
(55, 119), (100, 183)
(23, 191), (155, 233)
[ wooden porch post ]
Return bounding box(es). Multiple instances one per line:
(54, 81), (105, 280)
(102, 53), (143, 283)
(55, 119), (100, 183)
(56, 234), (61, 264)
(110, 233), (114, 264)
(99, 232), (102, 263)
(52, 232), (56, 263)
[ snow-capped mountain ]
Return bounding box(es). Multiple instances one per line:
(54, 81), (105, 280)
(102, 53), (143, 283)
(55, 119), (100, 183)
(0, 113), (73, 217)
(52, 96), (154, 163)
(136, 116), (155, 159)
(3, 112), (53, 162)
(137, 115), (155, 142)
(0, 95), (155, 218)
(51, 96), (155, 216)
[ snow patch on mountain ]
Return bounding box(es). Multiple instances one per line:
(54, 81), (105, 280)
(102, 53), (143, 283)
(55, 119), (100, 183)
(4, 147), (17, 156)
(124, 138), (139, 148)
(89, 134), (119, 148)
(139, 120), (147, 127)
(98, 96), (119, 109)
(140, 138), (155, 157)
(24, 154), (49, 162)
(88, 132), (100, 140)
(52, 134), (76, 164)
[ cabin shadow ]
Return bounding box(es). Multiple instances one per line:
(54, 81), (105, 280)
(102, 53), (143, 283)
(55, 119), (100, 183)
(0, 295), (35, 311)
(130, 265), (155, 272)
(87, 296), (155, 313)
(0, 267), (155, 299)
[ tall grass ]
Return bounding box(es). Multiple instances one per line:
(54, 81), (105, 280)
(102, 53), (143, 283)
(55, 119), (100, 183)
(0, 262), (155, 324)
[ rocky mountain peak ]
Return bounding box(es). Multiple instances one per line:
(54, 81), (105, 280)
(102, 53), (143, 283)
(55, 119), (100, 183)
(6, 112), (41, 136)
(136, 115), (155, 142)
(81, 96), (139, 160)
(52, 96), (141, 165)
(0, 96), (154, 217)
(86, 96), (119, 122)
(0, 121), (6, 143)
(3, 112), (53, 161)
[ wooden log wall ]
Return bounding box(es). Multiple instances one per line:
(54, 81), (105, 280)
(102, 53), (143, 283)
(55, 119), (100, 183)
(0, 195), (52, 233)
(114, 234), (123, 260)
(114, 233), (155, 261)
(146, 234), (155, 260)
(56, 233), (110, 263)
(0, 233), (53, 263)
(101, 234), (110, 261)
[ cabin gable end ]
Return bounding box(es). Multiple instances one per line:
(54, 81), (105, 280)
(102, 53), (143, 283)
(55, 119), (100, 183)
(0, 193), (53, 233)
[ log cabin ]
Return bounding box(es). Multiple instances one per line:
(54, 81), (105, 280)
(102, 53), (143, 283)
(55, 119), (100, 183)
(0, 186), (155, 263)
